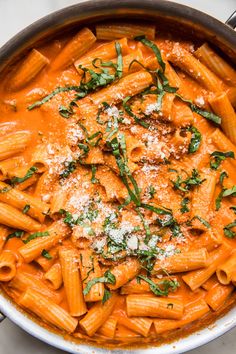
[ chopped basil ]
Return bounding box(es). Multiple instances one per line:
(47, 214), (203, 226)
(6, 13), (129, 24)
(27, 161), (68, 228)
(59, 160), (77, 180)
(24, 231), (49, 244)
(110, 134), (141, 206)
(230, 206), (236, 214)
(83, 270), (116, 295)
(91, 165), (98, 184)
(215, 190), (224, 211)
(123, 96), (149, 128)
(210, 151), (234, 170)
(10, 166), (37, 186)
(58, 105), (73, 118)
(224, 221), (236, 238)
(134, 36), (165, 72)
(28, 86), (82, 110)
(0, 187), (11, 193)
(170, 222), (183, 238)
(41, 249), (52, 259)
(59, 209), (80, 228)
(148, 185), (156, 199)
(180, 197), (190, 213)
(220, 171), (228, 185)
(140, 203), (173, 228)
(28, 43), (123, 112)
(22, 204), (30, 214)
(6, 230), (24, 241)
(137, 275), (179, 296)
(188, 126), (202, 153)
(215, 171), (228, 210)
(193, 215), (210, 228)
(222, 186), (236, 197)
(135, 207), (151, 241)
(171, 169), (205, 193)
(102, 289), (112, 304)
(176, 94), (221, 124)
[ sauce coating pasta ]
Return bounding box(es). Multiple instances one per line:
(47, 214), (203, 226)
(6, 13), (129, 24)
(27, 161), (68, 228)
(0, 21), (236, 347)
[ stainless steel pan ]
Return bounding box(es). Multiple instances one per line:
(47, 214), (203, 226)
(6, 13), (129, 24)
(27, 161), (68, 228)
(0, 1), (236, 353)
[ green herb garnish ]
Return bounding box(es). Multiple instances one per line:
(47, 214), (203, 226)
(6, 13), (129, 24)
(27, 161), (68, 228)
(188, 126), (202, 153)
(137, 275), (179, 296)
(22, 204), (30, 214)
(83, 270), (116, 295)
(102, 289), (112, 304)
(171, 169), (205, 193)
(180, 197), (190, 213)
(176, 94), (221, 124)
(10, 166), (37, 186)
(41, 249), (52, 259)
(24, 231), (49, 244)
(224, 221), (236, 238)
(210, 151), (234, 170)
(6, 230), (24, 241)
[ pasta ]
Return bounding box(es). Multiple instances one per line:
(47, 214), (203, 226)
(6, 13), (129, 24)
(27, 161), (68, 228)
(0, 20), (236, 347)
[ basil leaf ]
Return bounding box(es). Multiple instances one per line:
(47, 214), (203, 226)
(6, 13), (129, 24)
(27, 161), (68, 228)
(123, 96), (149, 128)
(171, 169), (205, 192)
(135, 36), (165, 72)
(83, 270), (116, 295)
(10, 166), (37, 186)
(180, 197), (190, 213)
(24, 231), (49, 244)
(193, 215), (210, 228)
(6, 230), (24, 241)
(210, 151), (234, 170)
(137, 275), (179, 296)
(230, 206), (236, 214)
(188, 126), (202, 153)
(28, 86), (82, 110)
(176, 94), (221, 124)
(22, 204), (30, 214)
(0, 187), (11, 193)
(224, 220), (236, 238)
(59, 209), (79, 228)
(91, 165), (98, 184)
(220, 171), (228, 185)
(59, 160), (77, 180)
(222, 186), (236, 197)
(59, 105), (73, 119)
(102, 289), (112, 304)
(41, 249), (52, 259)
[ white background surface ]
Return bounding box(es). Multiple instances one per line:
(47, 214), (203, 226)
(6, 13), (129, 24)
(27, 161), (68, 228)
(0, 0), (235, 353)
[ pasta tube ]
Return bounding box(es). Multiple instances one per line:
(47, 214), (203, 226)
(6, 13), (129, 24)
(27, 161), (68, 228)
(0, 202), (41, 231)
(194, 43), (236, 86)
(9, 49), (49, 91)
(126, 295), (184, 319)
(216, 252), (236, 285)
(44, 262), (63, 290)
(0, 131), (31, 161)
(59, 246), (87, 316)
(79, 292), (118, 336)
(52, 28), (96, 70)
(19, 221), (69, 263)
(19, 288), (78, 333)
(0, 250), (17, 281)
(182, 244), (231, 291)
(209, 93), (236, 145)
(153, 248), (208, 274)
(107, 258), (140, 290)
(96, 23), (155, 40)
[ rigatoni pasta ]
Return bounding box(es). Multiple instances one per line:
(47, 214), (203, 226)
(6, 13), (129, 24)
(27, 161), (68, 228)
(0, 19), (236, 348)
